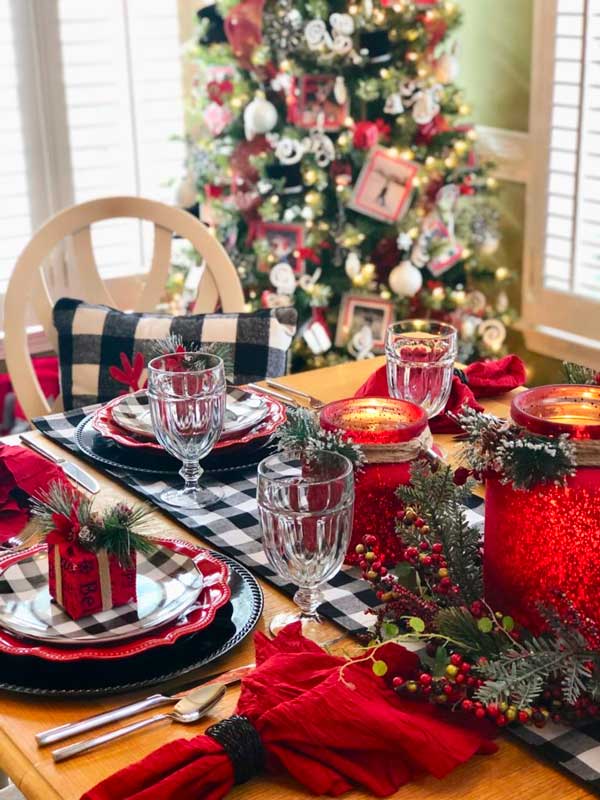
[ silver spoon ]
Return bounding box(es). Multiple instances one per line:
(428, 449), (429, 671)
(52, 683), (226, 763)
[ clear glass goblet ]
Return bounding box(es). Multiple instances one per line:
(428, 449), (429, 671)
(257, 450), (354, 642)
(385, 319), (458, 418)
(147, 351), (225, 510)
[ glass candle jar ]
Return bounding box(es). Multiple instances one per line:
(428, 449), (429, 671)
(320, 397), (432, 563)
(484, 384), (600, 631)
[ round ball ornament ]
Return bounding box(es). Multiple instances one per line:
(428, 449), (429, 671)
(244, 93), (278, 141)
(389, 261), (423, 298)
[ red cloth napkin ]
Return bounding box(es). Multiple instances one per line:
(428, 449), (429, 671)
(82, 624), (496, 800)
(0, 443), (68, 543)
(354, 354), (526, 433)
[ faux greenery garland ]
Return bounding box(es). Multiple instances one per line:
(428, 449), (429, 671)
(275, 407), (365, 467)
(357, 460), (600, 729)
(454, 407), (576, 490)
(32, 483), (155, 569)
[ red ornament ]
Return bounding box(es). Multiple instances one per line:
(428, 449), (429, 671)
(352, 119), (391, 150)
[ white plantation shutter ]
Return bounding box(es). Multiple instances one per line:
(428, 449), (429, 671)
(0, 0), (185, 301)
(58, 0), (185, 278)
(0, 1), (34, 293)
(524, 0), (600, 365)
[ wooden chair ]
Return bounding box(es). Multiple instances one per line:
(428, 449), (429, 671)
(4, 196), (245, 421)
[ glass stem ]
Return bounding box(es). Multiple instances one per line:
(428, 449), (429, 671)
(294, 586), (323, 618)
(179, 460), (203, 496)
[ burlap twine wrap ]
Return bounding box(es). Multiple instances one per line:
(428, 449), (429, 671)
(361, 426), (434, 464)
(572, 440), (600, 468)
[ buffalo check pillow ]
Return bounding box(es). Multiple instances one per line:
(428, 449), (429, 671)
(53, 298), (298, 410)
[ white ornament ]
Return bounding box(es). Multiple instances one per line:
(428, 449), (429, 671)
(465, 289), (487, 315)
(384, 93), (404, 115)
(478, 319), (507, 350)
(496, 290), (509, 314)
(412, 90), (440, 125)
(436, 184), (460, 213)
(334, 76), (348, 105)
(348, 325), (375, 360)
(244, 94), (278, 140)
(305, 19), (330, 50)
(271, 72), (294, 93)
(304, 321), (332, 355)
(481, 232), (500, 255)
(287, 9), (303, 27)
(298, 268), (322, 293)
(345, 252), (362, 279)
(389, 261), (423, 297)
(331, 34), (353, 54)
(434, 45), (460, 84)
(274, 137), (304, 165)
(461, 315), (479, 340)
(174, 172), (197, 208)
(306, 130), (336, 167)
(396, 231), (413, 252)
(330, 13), (354, 36)
(270, 262), (297, 295)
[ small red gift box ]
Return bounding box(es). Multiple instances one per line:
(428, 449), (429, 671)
(48, 541), (137, 620)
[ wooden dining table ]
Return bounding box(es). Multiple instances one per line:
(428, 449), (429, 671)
(0, 357), (592, 800)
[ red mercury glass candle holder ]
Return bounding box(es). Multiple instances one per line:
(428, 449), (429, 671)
(484, 384), (600, 632)
(320, 397), (431, 564)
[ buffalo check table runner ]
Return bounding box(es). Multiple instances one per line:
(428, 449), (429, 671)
(32, 406), (600, 793)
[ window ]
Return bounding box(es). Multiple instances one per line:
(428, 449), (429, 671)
(0, 0), (185, 297)
(524, 0), (600, 366)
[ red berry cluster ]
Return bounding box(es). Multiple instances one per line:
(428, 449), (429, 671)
(355, 535), (388, 584)
(398, 506), (460, 599)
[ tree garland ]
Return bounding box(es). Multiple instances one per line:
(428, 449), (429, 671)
(357, 459), (600, 729)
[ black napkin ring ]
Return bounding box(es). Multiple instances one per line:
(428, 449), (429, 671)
(454, 368), (469, 386)
(206, 715), (264, 784)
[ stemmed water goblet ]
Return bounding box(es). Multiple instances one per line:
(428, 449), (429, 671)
(257, 450), (354, 642)
(147, 351), (226, 510)
(385, 320), (458, 419)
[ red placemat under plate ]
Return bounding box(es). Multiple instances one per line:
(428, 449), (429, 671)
(91, 391), (287, 452)
(0, 538), (230, 662)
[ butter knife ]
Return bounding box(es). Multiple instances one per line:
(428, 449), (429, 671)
(36, 662), (255, 747)
(19, 434), (100, 495)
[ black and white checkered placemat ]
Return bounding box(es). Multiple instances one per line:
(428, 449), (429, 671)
(32, 406), (600, 792)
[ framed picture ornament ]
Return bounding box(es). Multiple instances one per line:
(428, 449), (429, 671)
(255, 222), (305, 275)
(290, 75), (349, 131)
(348, 147), (418, 224)
(335, 292), (395, 354)
(424, 219), (464, 276)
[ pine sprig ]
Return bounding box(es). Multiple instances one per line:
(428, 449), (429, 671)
(150, 336), (234, 380)
(32, 482), (155, 568)
(434, 607), (508, 660)
(397, 461), (483, 604)
(455, 407), (576, 490)
(275, 407), (365, 467)
(563, 361), (598, 385)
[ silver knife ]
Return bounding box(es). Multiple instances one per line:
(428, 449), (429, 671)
(36, 661), (255, 747)
(19, 434), (100, 495)
(246, 383), (299, 408)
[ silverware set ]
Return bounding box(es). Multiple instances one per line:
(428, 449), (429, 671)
(37, 661), (255, 762)
(246, 381), (326, 410)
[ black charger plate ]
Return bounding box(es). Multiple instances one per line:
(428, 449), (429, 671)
(74, 414), (275, 477)
(0, 552), (263, 697)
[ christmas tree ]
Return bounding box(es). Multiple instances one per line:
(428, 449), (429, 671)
(184, 0), (516, 370)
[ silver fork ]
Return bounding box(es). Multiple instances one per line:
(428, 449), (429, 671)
(265, 380), (325, 410)
(0, 530), (38, 552)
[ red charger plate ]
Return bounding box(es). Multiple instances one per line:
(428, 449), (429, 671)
(91, 392), (287, 452)
(0, 538), (231, 662)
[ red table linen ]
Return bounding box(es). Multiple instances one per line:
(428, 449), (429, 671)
(82, 624), (496, 800)
(0, 443), (68, 543)
(354, 354), (526, 433)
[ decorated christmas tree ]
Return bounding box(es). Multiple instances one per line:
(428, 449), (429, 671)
(183, 0), (516, 370)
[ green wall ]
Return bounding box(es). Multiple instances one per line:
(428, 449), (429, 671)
(459, 0), (533, 132)
(457, 0), (563, 384)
